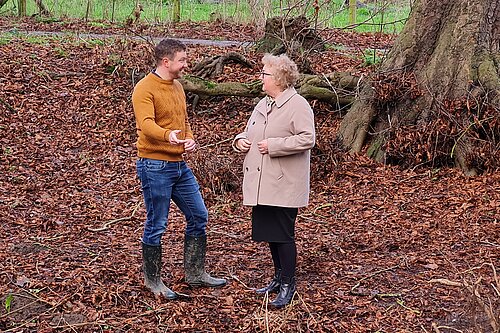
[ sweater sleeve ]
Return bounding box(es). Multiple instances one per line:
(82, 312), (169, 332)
(132, 84), (169, 142)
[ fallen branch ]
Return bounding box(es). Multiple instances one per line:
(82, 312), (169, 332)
(207, 228), (245, 240)
(480, 240), (500, 248)
(313, 203), (332, 215)
(396, 298), (421, 314)
(428, 278), (464, 287)
(198, 137), (233, 149)
(192, 52), (254, 79)
(228, 271), (253, 290)
(350, 264), (399, 293)
(297, 214), (328, 224)
(0, 293), (49, 319)
(87, 201), (141, 232)
(3, 292), (78, 333)
(47, 71), (86, 79)
(432, 323), (463, 333)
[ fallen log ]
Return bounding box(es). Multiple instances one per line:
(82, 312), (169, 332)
(177, 72), (360, 107)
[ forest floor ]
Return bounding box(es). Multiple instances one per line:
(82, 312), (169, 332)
(0, 17), (499, 333)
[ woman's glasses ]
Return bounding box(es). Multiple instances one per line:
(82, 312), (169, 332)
(259, 71), (273, 77)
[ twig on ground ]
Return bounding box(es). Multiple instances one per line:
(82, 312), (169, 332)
(397, 172), (426, 184)
(87, 201), (141, 232)
(480, 240), (500, 248)
(207, 228), (244, 240)
(297, 214), (327, 224)
(431, 322), (441, 333)
(396, 298), (421, 314)
(313, 203), (332, 215)
(0, 97), (16, 113)
(432, 323), (463, 333)
(428, 278), (464, 287)
(49, 321), (101, 332)
(296, 291), (319, 326)
(3, 292), (79, 332)
(351, 264), (399, 293)
(228, 271), (253, 290)
(263, 292), (270, 333)
(198, 137), (233, 149)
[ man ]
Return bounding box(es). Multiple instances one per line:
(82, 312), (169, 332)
(132, 39), (226, 299)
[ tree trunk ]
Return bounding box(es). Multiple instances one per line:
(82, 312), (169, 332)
(338, 0), (500, 175)
(348, 0), (357, 25)
(85, 0), (92, 21)
(256, 16), (325, 73)
(35, 0), (50, 16)
(172, 0), (181, 23)
(17, 0), (26, 16)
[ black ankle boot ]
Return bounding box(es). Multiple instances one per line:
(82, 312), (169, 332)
(255, 268), (281, 294)
(270, 276), (296, 308)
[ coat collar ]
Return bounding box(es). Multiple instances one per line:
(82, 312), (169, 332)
(258, 87), (298, 116)
(274, 87), (297, 108)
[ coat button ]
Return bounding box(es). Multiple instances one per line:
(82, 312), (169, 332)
(245, 167), (249, 171)
(257, 167), (260, 171)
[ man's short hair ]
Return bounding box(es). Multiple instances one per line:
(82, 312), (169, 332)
(154, 39), (186, 64)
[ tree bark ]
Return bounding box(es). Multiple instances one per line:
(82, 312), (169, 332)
(35, 0), (50, 16)
(172, 0), (180, 23)
(256, 16), (325, 73)
(17, 0), (26, 16)
(338, 0), (500, 174)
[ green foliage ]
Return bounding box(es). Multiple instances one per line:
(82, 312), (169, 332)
(24, 35), (51, 45)
(324, 1), (410, 33)
(362, 49), (382, 66)
(4, 293), (13, 313)
(0, 35), (11, 45)
(0, 0), (410, 33)
(35, 16), (61, 23)
(88, 21), (110, 28)
(84, 38), (105, 47)
(105, 53), (124, 74)
(54, 46), (68, 58)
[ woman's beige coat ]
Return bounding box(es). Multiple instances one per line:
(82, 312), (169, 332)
(233, 88), (315, 208)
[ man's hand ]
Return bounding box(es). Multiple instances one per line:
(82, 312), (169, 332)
(169, 130), (187, 146)
(184, 138), (196, 152)
(236, 138), (251, 152)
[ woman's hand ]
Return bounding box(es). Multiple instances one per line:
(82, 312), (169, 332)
(236, 138), (251, 152)
(257, 139), (268, 154)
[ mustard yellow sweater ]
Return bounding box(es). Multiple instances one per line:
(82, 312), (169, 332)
(132, 73), (193, 161)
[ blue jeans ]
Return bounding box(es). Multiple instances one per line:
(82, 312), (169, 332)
(136, 158), (208, 246)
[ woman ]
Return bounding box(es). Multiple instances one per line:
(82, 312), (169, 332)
(233, 54), (315, 308)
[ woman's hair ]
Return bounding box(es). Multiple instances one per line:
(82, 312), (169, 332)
(154, 39), (186, 64)
(262, 53), (300, 88)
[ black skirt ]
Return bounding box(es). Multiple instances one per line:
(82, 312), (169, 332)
(251, 205), (298, 243)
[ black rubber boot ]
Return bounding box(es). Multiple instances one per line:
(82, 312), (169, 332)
(270, 276), (296, 308)
(184, 235), (227, 287)
(255, 268), (281, 294)
(142, 243), (177, 299)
